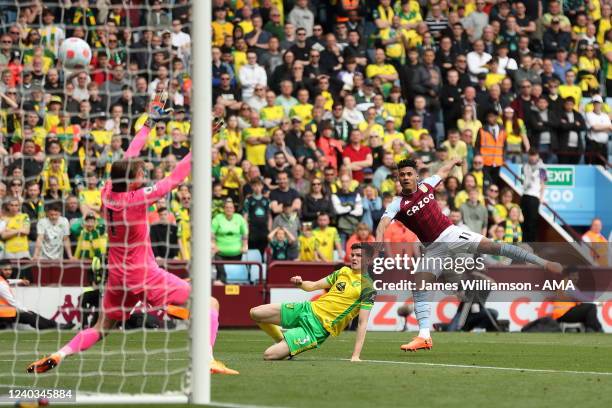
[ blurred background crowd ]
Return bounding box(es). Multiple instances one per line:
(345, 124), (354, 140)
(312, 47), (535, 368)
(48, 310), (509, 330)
(210, 0), (611, 282)
(0, 1), (609, 285)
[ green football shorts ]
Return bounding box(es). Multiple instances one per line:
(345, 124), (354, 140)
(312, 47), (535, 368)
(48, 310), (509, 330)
(280, 301), (329, 356)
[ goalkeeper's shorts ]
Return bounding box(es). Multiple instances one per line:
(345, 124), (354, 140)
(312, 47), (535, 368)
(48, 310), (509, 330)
(281, 302), (329, 356)
(103, 268), (191, 321)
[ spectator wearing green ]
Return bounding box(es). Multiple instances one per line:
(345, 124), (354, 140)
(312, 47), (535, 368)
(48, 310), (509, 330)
(212, 199), (248, 284)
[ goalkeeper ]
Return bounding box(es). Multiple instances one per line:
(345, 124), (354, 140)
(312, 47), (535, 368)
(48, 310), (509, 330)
(28, 94), (237, 375)
(250, 242), (376, 361)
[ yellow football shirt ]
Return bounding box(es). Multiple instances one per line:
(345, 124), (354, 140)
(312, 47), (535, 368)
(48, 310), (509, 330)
(310, 266), (375, 336)
(4, 214), (30, 254)
(288, 103), (313, 129)
(559, 84), (583, 106)
(242, 126), (268, 166)
(298, 235), (318, 261)
(366, 63), (398, 79)
(312, 226), (340, 261)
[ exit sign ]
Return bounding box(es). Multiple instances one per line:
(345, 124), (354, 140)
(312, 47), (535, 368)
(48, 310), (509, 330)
(545, 166), (575, 187)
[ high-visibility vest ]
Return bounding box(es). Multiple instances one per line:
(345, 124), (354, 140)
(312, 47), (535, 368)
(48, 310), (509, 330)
(551, 302), (578, 320)
(583, 230), (608, 266)
(0, 278), (17, 318)
(478, 127), (506, 167)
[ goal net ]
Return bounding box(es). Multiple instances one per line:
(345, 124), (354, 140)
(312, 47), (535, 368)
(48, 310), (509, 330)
(0, 0), (210, 404)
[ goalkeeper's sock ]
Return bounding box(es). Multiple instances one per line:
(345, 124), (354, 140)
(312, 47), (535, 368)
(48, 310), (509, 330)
(257, 323), (284, 342)
(413, 290), (431, 339)
(499, 244), (547, 267)
(57, 328), (101, 359)
(210, 308), (219, 349)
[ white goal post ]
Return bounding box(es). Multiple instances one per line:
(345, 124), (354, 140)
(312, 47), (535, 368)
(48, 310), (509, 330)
(0, 0), (212, 405)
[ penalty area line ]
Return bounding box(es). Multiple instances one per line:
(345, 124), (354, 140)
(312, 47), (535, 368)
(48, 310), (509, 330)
(209, 402), (283, 408)
(337, 358), (612, 376)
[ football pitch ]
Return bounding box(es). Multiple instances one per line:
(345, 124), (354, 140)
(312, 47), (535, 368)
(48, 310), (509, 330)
(1, 330), (611, 408)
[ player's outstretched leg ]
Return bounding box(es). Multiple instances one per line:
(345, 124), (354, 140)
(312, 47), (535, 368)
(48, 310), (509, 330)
(401, 273), (434, 352)
(27, 314), (116, 374)
(210, 297), (239, 375)
(250, 304), (284, 343)
(477, 238), (563, 273)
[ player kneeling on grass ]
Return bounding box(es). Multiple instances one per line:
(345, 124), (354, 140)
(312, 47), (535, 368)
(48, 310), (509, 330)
(250, 243), (376, 361)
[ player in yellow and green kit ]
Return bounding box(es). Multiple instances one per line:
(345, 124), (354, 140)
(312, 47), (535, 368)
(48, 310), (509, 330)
(250, 243), (376, 361)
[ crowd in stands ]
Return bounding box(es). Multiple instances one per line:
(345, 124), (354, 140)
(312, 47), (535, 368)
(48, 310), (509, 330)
(210, 0), (612, 281)
(0, 1), (610, 285)
(0, 0), (193, 271)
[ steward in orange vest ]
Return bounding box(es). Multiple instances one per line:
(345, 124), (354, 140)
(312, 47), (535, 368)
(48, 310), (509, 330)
(582, 218), (608, 266)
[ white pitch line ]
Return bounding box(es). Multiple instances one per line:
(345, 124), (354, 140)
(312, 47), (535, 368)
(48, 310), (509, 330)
(337, 358), (612, 376)
(209, 401), (284, 408)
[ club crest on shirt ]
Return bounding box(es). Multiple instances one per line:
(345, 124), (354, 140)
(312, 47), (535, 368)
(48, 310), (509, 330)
(335, 282), (346, 292)
(419, 184), (428, 193)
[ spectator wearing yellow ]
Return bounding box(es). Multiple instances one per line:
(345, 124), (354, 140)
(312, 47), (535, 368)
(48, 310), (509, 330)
(389, 138), (412, 165)
(442, 129), (468, 181)
(51, 111), (82, 153)
(366, 48), (398, 96)
(298, 222), (322, 261)
(571, 13), (588, 43)
(384, 86), (405, 129)
(217, 115), (243, 161)
(167, 106), (191, 135)
(212, 7), (233, 47)
(577, 46), (600, 94)
(288, 87), (313, 130)
(147, 121), (172, 157)
(79, 173), (102, 218)
(43, 95), (62, 132)
(23, 45), (53, 74)
(558, 70), (582, 106)
(260, 90), (284, 131)
(493, 187), (523, 225)
(485, 59), (505, 89)
(243, 110), (269, 167)
(501, 107), (530, 163)
(0, 198), (31, 260)
(359, 107), (385, 141)
(597, 3), (611, 45)
(177, 192), (192, 261)
(454, 173), (485, 209)
(383, 117), (404, 150)
(397, 0), (422, 27)
(373, 0), (394, 29)
(503, 206), (523, 243)
(312, 212), (342, 261)
(404, 114), (429, 151)
(380, 16), (406, 61)
(220, 152), (245, 203)
(73, 213), (107, 260)
(541, 1), (571, 32)
(457, 105), (482, 142)
(14, 111), (46, 148)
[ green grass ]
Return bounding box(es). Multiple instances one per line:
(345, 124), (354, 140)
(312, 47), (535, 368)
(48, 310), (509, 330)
(1, 330), (612, 407)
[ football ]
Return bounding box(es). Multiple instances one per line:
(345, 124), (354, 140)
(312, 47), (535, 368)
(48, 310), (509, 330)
(58, 37), (92, 69)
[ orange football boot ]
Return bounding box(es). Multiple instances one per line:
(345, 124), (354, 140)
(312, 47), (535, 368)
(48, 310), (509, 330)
(166, 305), (190, 320)
(400, 337), (433, 352)
(211, 359), (239, 375)
(27, 353), (62, 374)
